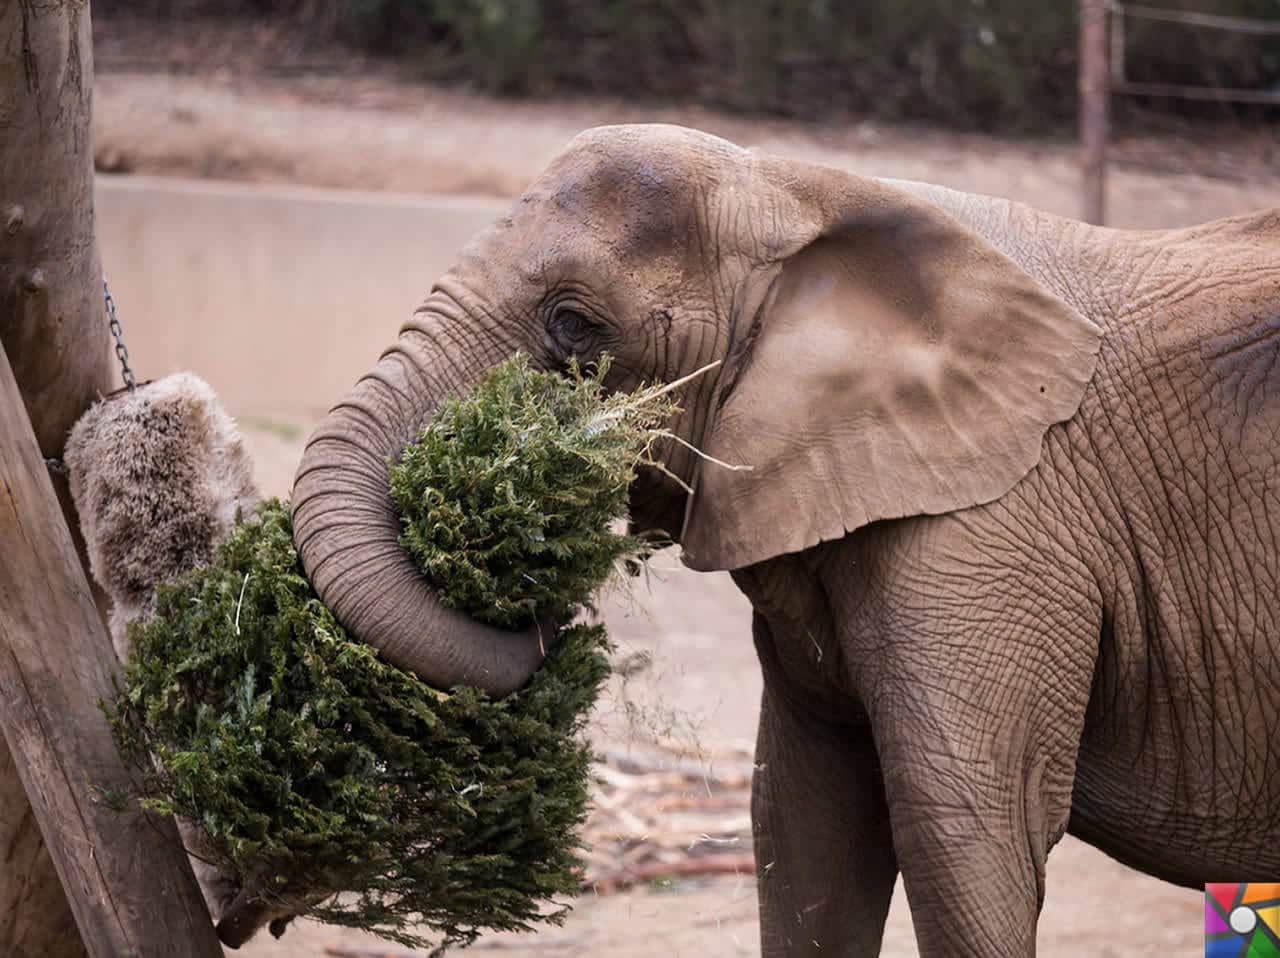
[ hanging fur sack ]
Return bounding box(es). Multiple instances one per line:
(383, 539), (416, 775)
(64, 371), (261, 925)
(64, 372), (260, 659)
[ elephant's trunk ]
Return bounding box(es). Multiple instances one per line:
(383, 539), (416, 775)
(291, 302), (549, 697)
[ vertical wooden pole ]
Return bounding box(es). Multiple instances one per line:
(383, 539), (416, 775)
(1079, 0), (1111, 225)
(0, 3), (223, 955)
(1, 1), (109, 952)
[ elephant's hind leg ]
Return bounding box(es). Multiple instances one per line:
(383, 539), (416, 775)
(753, 676), (898, 956)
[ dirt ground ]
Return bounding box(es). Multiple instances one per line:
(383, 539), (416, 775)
(87, 46), (1279, 957)
(94, 65), (1280, 230)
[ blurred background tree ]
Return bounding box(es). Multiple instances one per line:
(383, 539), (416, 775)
(92, 0), (1280, 132)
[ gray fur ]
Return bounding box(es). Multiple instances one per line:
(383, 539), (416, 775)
(66, 372), (260, 658)
(65, 372), (260, 920)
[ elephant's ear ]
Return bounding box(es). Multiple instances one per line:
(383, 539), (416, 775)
(679, 165), (1101, 572)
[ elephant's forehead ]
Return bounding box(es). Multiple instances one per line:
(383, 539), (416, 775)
(471, 125), (749, 276)
(545, 123), (742, 194)
(489, 170), (689, 269)
(526, 127), (742, 222)
(527, 147), (688, 231)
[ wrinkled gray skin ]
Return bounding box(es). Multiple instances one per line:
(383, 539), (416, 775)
(292, 124), (1280, 956)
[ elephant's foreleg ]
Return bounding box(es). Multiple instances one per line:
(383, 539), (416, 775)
(753, 684), (897, 956)
(863, 610), (1098, 956)
(881, 758), (1055, 958)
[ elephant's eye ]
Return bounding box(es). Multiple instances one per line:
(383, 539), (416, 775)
(547, 304), (597, 355)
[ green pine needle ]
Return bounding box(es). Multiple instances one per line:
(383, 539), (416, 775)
(107, 354), (676, 950)
(390, 354), (673, 628)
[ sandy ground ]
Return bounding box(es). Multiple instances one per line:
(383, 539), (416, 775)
(85, 54), (1276, 957)
(94, 69), (1280, 230)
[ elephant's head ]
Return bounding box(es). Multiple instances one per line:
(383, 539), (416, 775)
(291, 123), (1099, 697)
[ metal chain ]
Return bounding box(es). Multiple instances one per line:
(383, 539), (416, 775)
(104, 276), (136, 392)
(45, 277), (137, 475)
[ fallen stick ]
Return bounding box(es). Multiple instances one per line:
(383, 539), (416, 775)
(585, 854), (757, 895)
(323, 946), (424, 958)
(586, 815), (751, 846)
(640, 735), (756, 760)
(471, 933), (590, 950)
(601, 747), (756, 784)
(651, 793), (750, 812)
(593, 764), (751, 793)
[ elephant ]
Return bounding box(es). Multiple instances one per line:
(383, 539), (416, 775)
(290, 123), (1280, 956)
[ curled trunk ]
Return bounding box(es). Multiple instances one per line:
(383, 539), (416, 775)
(292, 305), (549, 697)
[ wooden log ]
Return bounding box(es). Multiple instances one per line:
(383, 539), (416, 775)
(585, 854), (757, 895)
(1, 2), (115, 952)
(0, 340), (225, 956)
(1, 4), (222, 948)
(0, 742), (84, 955)
(1079, 0), (1110, 225)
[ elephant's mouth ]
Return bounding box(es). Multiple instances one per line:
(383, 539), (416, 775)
(627, 462), (690, 547)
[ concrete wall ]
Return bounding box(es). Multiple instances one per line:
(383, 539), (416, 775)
(97, 176), (508, 420)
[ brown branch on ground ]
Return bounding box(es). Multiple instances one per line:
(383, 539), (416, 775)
(326, 738), (758, 951)
(586, 855), (758, 895)
(580, 739), (755, 895)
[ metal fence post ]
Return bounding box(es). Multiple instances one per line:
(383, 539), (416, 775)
(1080, 0), (1111, 225)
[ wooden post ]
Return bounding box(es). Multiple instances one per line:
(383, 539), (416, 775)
(1, 1), (111, 951)
(0, 736), (83, 956)
(0, 341), (225, 957)
(1, 3), (223, 955)
(1079, 0), (1111, 225)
